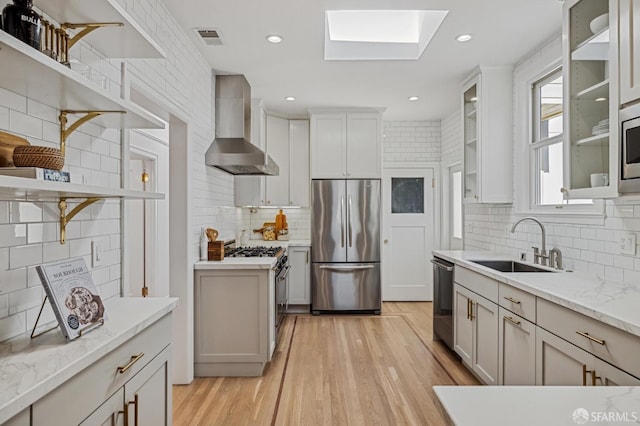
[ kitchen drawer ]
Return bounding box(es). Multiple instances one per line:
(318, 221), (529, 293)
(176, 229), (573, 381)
(455, 266), (498, 303)
(499, 283), (536, 323)
(537, 298), (640, 379)
(32, 313), (171, 426)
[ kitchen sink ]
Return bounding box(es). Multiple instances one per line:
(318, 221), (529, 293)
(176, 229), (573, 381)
(470, 260), (555, 273)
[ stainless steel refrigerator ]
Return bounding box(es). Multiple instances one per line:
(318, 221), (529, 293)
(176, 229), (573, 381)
(311, 179), (381, 314)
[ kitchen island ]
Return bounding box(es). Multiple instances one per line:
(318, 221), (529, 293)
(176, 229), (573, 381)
(194, 258), (277, 377)
(434, 385), (640, 426)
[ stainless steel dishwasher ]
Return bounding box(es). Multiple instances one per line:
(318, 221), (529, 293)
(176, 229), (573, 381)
(431, 256), (454, 350)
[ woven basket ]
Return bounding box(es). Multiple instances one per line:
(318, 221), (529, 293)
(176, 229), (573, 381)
(13, 146), (64, 170)
(0, 131), (30, 167)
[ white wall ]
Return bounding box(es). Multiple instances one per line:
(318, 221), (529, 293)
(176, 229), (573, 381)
(383, 121), (441, 163)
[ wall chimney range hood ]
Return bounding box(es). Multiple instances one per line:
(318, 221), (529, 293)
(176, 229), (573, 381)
(205, 75), (279, 175)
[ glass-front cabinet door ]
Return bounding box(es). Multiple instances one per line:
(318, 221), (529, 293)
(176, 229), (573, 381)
(463, 76), (479, 203)
(562, 0), (619, 199)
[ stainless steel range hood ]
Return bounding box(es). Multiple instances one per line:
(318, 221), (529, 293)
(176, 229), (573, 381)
(205, 75), (279, 175)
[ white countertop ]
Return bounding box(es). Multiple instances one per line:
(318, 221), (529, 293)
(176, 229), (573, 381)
(434, 386), (640, 426)
(194, 257), (277, 270)
(433, 250), (640, 338)
(0, 297), (178, 424)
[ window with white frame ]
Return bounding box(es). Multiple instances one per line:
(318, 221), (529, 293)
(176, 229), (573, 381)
(530, 68), (594, 209)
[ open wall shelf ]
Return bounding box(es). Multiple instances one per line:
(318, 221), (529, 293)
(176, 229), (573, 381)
(37, 0), (165, 58)
(0, 32), (164, 130)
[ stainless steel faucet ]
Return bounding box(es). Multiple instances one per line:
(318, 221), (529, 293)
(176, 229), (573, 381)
(511, 217), (548, 266)
(549, 248), (563, 270)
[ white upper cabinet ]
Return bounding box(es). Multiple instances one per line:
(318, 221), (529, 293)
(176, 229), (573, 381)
(619, 0), (640, 106)
(310, 110), (382, 179)
(562, 0), (619, 199)
(265, 115), (291, 206)
(461, 66), (513, 204)
(235, 107), (310, 207)
(290, 120), (310, 206)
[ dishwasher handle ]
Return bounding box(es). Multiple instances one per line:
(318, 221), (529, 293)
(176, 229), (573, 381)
(431, 259), (454, 272)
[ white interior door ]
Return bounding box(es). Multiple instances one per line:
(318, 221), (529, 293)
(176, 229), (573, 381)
(126, 129), (170, 298)
(382, 167), (435, 301)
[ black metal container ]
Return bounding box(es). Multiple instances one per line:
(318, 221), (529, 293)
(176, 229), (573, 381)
(3, 0), (41, 50)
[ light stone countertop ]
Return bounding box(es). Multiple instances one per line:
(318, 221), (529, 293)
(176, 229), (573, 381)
(434, 386), (640, 426)
(433, 250), (640, 338)
(0, 297), (178, 424)
(194, 257), (277, 270)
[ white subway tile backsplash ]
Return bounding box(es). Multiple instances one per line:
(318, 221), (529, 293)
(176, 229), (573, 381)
(10, 202), (42, 223)
(0, 295), (7, 318)
(0, 313), (26, 342)
(9, 110), (43, 139)
(9, 245), (42, 269)
(0, 202), (8, 224)
(0, 106), (9, 129)
(8, 287), (42, 315)
(27, 99), (57, 122)
(0, 224), (26, 248)
(0, 88), (26, 113)
(42, 242), (70, 263)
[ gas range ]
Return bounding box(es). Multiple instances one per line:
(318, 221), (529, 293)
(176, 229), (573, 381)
(225, 246), (285, 258)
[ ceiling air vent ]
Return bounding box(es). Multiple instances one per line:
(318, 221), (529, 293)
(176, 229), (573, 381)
(195, 29), (223, 46)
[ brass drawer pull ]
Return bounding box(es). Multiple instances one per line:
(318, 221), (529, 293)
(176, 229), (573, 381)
(117, 353), (145, 374)
(503, 296), (521, 305)
(504, 316), (521, 326)
(576, 331), (605, 346)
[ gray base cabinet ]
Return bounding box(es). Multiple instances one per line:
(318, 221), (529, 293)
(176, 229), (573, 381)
(32, 314), (172, 426)
(194, 268), (275, 376)
(498, 308), (535, 385)
(453, 282), (498, 385)
(288, 246), (310, 307)
(452, 263), (640, 387)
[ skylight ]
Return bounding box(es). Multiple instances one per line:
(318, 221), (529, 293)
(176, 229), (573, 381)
(325, 10), (449, 60)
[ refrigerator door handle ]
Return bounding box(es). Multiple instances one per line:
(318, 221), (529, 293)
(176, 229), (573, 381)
(348, 195), (353, 247)
(340, 195), (345, 247)
(319, 265), (375, 271)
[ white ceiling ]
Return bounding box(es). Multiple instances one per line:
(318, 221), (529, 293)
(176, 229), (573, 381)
(164, 0), (563, 121)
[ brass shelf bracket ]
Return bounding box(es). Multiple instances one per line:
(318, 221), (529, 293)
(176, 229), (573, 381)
(61, 22), (124, 50)
(59, 110), (125, 156)
(58, 197), (101, 244)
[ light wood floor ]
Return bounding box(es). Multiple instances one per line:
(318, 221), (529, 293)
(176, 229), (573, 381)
(173, 302), (479, 426)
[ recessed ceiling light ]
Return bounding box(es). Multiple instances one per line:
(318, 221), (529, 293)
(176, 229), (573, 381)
(285, 96), (296, 101)
(408, 96), (419, 101)
(456, 34), (472, 42)
(595, 97), (607, 102)
(266, 35), (283, 43)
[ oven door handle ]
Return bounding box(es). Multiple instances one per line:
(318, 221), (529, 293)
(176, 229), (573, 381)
(277, 265), (291, 280)
(431, 259), (454, 272)
(319, 265), (374, 271)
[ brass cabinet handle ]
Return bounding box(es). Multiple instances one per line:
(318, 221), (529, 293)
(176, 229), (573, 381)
(123, 394), (139, 426)
(466, 298), (471, 320)
(469, 301), (475, 320)
(582, 365), (599, 386)
(576, 331), (606, 346)
(504, 316), (521, 326)
(503, 296), (521, 305)
(117, 353), (145, 374)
